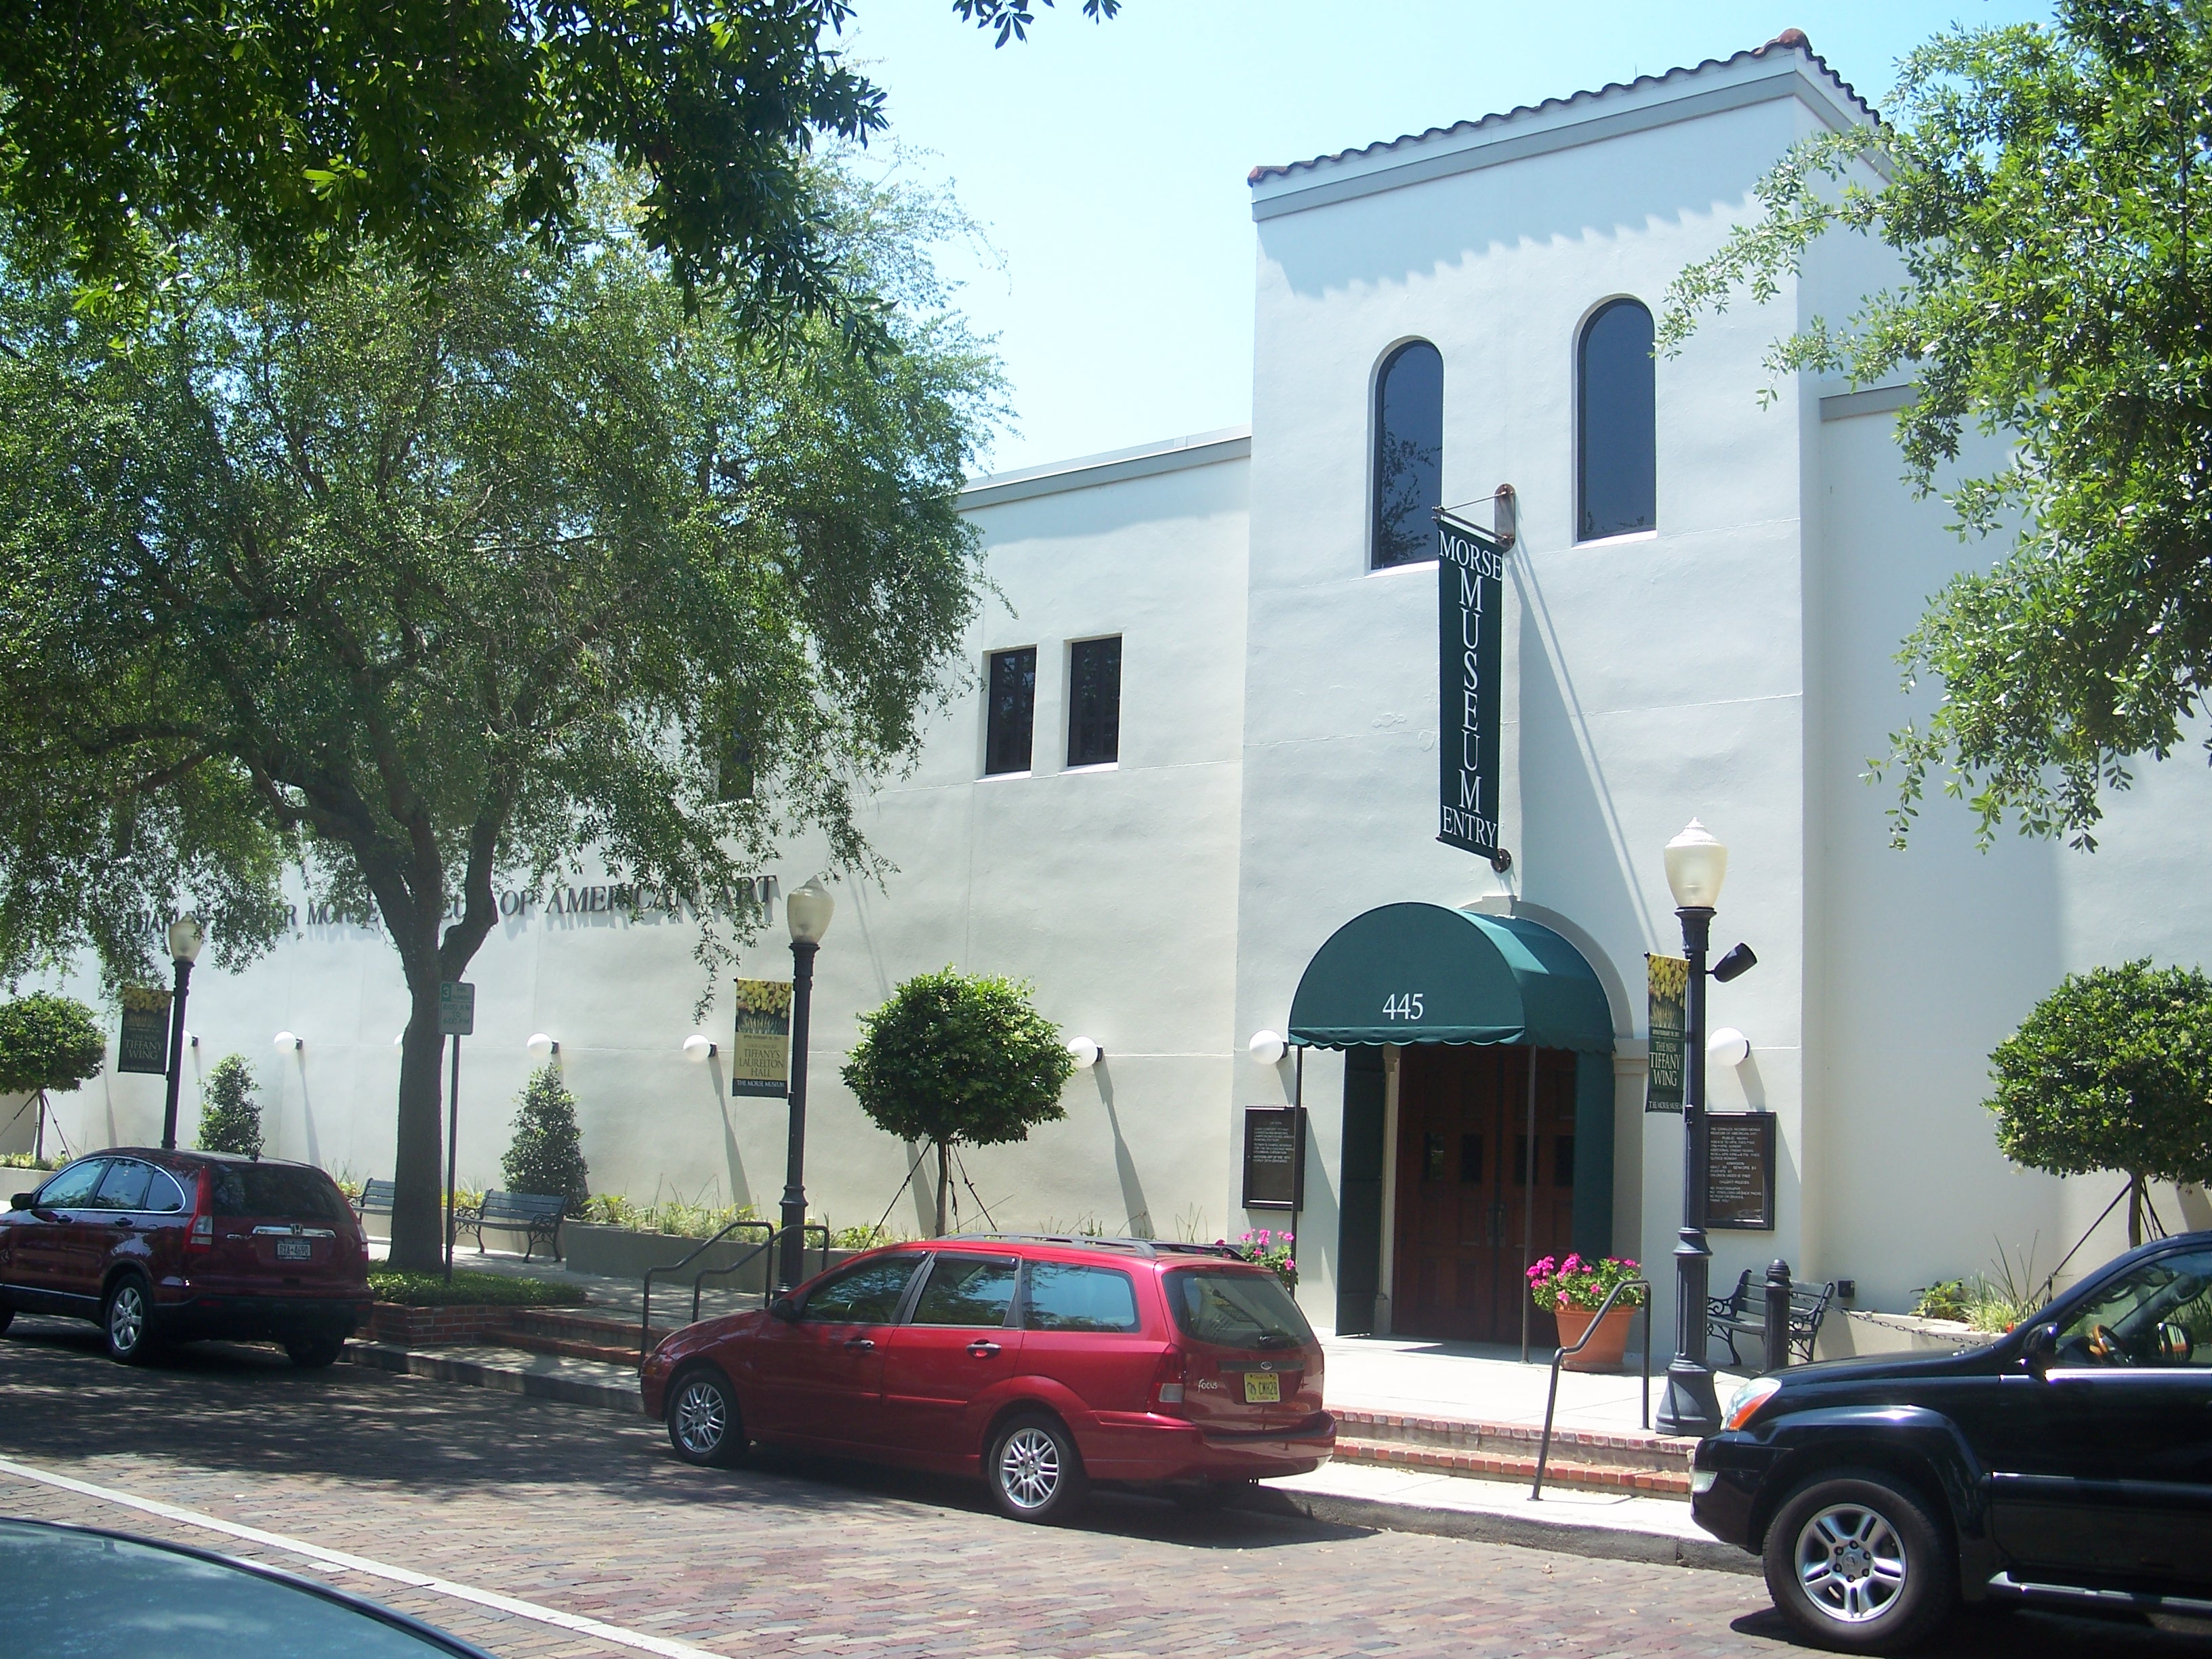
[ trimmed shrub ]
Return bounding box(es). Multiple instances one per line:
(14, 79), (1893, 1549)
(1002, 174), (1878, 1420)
(195, 1054), (264, 1158)
(502, 1062), (590, 1212)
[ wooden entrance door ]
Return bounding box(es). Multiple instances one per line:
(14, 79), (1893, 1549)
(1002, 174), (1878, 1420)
(1391, 1046), (1578, 1343)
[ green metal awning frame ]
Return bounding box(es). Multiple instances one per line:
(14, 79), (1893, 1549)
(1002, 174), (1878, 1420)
(1287, 903), (1614, 1053)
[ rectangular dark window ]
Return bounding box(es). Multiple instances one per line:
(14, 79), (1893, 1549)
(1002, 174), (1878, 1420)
(1023, 1263), (1140, 1332)
(1554, 1134), (1576, 1189)
(1066, 636), (1122, 766)
(984, 647), (1036, 775)
(1459, 1133), (1483, 1185)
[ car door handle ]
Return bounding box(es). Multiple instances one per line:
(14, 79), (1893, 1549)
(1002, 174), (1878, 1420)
(967, 1340), (1002, 1358)
(844, 1336), (876, 1351)
(110, 1218), (134, 1229)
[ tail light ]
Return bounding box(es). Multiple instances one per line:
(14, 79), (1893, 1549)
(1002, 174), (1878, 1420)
(1151, 1347), (1187, 1412)
(184, 1172), (214, 1256)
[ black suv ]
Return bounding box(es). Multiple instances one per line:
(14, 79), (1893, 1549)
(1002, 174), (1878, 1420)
(1694, 1230), (2212, 1652)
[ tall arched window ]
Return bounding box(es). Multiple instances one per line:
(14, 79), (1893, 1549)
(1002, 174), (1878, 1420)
(1577, 300), (1655, 541)
(1372, 340), (1443, 569)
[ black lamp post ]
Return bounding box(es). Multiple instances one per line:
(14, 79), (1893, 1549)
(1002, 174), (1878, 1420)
(1654, 821), (1756, 1437)
(159, 915), (205, 1151)
(776, 877), (834, 1292)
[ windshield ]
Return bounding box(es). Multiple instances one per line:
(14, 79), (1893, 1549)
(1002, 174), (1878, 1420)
(206, 1164), (349, 1224)
(1166, 1268), (1315, 1351)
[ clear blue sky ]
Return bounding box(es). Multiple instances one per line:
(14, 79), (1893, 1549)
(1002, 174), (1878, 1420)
(842, 1), (2054, 474)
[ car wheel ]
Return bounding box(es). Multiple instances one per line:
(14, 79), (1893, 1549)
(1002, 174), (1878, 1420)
(986, 1412), (1088, 1523)
(102, 1274), (158, 1366)
(283, 1330), (346, 1370)
(1764, 1469), (1955, 1654)
(665, 1367), (745, 1468)
(0, 1302), (14, 1336)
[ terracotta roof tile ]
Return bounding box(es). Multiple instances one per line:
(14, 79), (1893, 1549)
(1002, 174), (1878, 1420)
(1246, 31), (1871, 188)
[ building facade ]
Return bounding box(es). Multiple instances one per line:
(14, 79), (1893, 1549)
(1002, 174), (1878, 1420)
(17, 35), (2212, 1342)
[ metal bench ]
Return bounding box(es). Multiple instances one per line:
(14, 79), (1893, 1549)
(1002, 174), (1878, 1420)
(1708, 1266), (1835, 1370)
(353, 1178), (397, 1230)
(456, 1189), (567, 1262)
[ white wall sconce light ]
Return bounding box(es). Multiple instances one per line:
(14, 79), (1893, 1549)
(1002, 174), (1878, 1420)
(273, 1031), (301, 1052)
(392, 1033), (405, 1048)
(1065, 1036), (1102, 1069)
(525, 1032), (559, 1060)
(1707, 1027), (1750, 1068)
(682, 1033), (718, 1063)
(1248, 1030), (1287, 1067)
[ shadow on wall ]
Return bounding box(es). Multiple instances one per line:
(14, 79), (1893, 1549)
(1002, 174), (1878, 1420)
(1090, 1059), (1153, 1243)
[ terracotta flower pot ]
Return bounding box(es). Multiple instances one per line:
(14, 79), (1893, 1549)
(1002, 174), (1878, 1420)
(1553, 1303), (1636, 1372)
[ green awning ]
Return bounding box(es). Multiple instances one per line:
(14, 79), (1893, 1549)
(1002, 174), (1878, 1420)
(1287, 903), (1614, 1053)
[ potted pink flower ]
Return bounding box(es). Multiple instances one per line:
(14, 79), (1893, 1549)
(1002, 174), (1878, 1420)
(1222, 1228), (1296, 1290)
(1526, 1253), (1645, 1371)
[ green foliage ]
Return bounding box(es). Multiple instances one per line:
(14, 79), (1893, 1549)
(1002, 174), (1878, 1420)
(367, 1269), (589, 1309)
(1526, 1252), (1647, 1313)
(0, 993), (104, 1099)
(503, 1063), (592, 1213)
(0, 157), (999, 1270)
(953, 0), (1120, 47)
(1660, 3), (2212, 848)
(1913, 1279), (1975, 1323)
(842, 966), (1076, 1232)
(195, 1054), (264, 1159)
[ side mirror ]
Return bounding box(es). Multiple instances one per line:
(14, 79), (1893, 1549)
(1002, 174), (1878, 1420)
(9, 1191), (33, 1210)
(2022, 1321), (2060, 1378)
(768, 1297), (799, 1323)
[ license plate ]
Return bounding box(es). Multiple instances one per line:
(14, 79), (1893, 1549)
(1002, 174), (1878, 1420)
(1242, 1372), (1280, 1404)
(274, 1237), (312, 1261)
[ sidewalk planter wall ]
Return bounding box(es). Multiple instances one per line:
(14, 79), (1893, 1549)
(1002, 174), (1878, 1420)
(1553, 1305), (1635, 1372)
(1812, 1308), (1986, 1363)
(562, 1224), (851, 1290)
(366, 1304), (517, 1346)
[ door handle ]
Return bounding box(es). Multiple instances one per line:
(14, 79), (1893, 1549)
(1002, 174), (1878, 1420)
(967, 1340), (1002, 1358)
(844, 1336), (876, 1351)
(110, 1218), (134, 1229)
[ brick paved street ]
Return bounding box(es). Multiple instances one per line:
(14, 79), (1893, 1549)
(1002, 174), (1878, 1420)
(0, 1318), (2203, 1658)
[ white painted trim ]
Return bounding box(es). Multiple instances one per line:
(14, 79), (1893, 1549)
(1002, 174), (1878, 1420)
(1250, 56), (1868, 224)
(961, 428), (1250, 509)
(1818, 384), (1917, 422)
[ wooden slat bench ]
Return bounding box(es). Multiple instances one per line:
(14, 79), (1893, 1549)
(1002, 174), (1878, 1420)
(455, 1189), (567, 1262)
(1707, 1269), (1835, 1370)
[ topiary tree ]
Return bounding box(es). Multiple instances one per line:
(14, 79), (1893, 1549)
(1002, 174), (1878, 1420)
(0, 991), (104, 1161)
(842, 967), (1077, 1235)
(1986, 961), (2212, 1246)
(503, 1063), (590, 1213)
(195, 1054), (264, 1158)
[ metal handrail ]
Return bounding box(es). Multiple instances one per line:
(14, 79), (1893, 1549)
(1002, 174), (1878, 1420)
(638, 1219), (834, 1359)
(689, 1220), (830, 1321)
(1530, 1276), (1652, 1500)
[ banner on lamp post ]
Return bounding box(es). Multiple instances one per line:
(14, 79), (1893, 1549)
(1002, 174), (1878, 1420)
(1435, 510), (1507, 859)
(117, 986), (172, 1075)
(1645, 954), (1687, 1113)
(730, 979), (793, 1098)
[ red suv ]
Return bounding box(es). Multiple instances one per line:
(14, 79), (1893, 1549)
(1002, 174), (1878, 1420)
(639, 1235), (1333, 1521)
(0, 1149), (371, 1367)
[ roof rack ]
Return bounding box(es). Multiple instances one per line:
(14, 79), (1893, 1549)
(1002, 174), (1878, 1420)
(970, 1233), (1244, 1260)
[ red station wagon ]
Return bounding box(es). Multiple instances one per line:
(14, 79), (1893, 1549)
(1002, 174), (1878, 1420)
(0, 1149), (372, 1366)
(640, 1235), (1335, 1521)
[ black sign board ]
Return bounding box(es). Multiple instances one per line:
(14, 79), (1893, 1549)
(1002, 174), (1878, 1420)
(1435, 511), (1507, 859)
(117, 986), (172, 1075)
(1706, 1111), (1777, 1231)
(1242, 1106), (1307, 1212)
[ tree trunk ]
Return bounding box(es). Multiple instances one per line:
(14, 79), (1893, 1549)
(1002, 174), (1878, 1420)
(2128, 1171), (2145, 1249)
(388, 972), (451, 1271)
(935, 1140), (950, 1237)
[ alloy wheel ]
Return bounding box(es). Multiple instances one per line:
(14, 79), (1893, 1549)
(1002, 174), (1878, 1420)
(107, 1284), (146, 1356)
(673, 1378), (728, 1456)
(1795, 1501), (1908, 1624)
(997, 1425), (1062, 1510)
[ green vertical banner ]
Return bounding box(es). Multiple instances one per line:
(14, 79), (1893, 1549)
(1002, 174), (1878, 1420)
(1645, 954), (1687, 1113)
(1436, 510), (1507, 859)
(730, 979), (793, 1098)
(117, 986), (172, 1075)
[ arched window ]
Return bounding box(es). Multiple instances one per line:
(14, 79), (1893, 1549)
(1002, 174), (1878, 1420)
(1371, 341), (1443, 569)
(1577, 300), (1656, 541)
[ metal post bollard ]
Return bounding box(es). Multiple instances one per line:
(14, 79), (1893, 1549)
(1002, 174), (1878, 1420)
(1764, 1259), (1793, 1374)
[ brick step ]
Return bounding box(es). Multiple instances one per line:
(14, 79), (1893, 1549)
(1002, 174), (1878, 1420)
(509, 1308), (672, 1345)
(501, 1330), (649, 1368)
(1331, 1435), (1691, 1497)
(1330, 1408), (1694, 1477)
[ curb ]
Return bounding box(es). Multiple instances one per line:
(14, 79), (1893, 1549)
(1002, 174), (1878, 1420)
(1233, 1484), (1756, 1574)
(338, 1340), (1750, 1575)
(341, 1340), (642, 1416)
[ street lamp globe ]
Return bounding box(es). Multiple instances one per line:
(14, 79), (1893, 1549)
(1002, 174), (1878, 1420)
(785, 877), (834, 945)
(167, 914), (205, 962)
(1663, 819), (1729, 909)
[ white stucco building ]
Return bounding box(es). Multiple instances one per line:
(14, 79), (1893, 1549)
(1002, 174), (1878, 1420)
(20, 33), (2212, 1343)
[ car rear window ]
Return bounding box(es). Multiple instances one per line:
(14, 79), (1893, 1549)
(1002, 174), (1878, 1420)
(206, 1164), (349, 1223)
(1166, 1268), (1315, 1351)
(1023, 1263), (1140, 1333)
